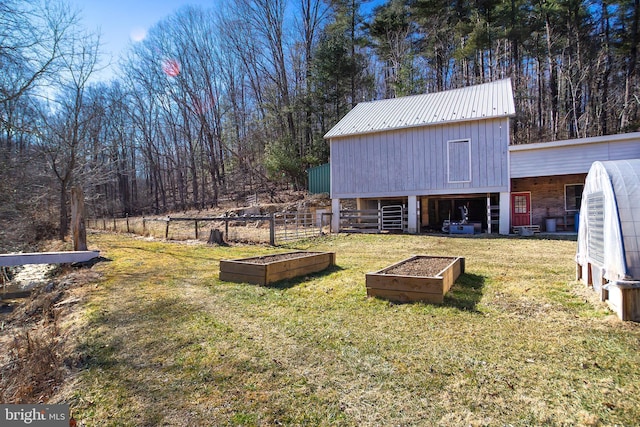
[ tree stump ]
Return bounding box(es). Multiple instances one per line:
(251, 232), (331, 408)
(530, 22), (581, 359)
(207, 228), (226, 245)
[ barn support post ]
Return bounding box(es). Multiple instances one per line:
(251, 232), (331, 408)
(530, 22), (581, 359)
(499, 192), (510, 235)
(331, 198), (340, 233)
(407, 196), (418, 233)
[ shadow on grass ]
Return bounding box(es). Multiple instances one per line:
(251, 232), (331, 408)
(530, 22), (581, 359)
(269, 265), (345, 290)
(443, 273), (485, 312)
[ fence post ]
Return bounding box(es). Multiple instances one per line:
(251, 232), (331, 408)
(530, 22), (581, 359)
(283, 212), (287, 241)
(225, 212), (229, 237)
(126, 214), (130, 233)
(143, 218), (146, 235)
(269, 213), (275, 246)
(195, 220), (199, 240)
(165, 217), (170, 239)
(113, 217), (116, 231)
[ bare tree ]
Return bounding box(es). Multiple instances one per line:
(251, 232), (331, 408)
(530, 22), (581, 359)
(39, 29), (101, 240)
(0, 0), (78, 105)
(0, 0), (90, 247)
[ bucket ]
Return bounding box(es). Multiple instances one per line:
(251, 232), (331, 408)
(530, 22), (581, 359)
(545, 218), (556, 233)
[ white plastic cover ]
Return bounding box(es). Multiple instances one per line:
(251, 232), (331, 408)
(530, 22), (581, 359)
(576, 159), (640, 281)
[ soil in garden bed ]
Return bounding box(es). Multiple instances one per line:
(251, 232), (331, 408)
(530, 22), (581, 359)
(382, 257), (454, 277)
(244, 252), (323, 264)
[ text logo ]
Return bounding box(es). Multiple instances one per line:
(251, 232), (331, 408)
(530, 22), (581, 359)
(1, 405), (69, 426)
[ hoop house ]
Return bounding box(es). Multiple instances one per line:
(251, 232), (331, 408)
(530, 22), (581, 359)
(576, 159), (640, 321)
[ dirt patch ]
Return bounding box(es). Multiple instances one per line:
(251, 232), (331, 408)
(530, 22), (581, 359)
(382, 257), (455, 277)
(0, 267), (104, 403)
(244, 252), (322, 264)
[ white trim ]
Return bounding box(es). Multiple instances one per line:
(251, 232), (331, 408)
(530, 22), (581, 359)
(447, 138), (472, 183)
(331, 186), (509, 199)
(509, 131), (640, 152)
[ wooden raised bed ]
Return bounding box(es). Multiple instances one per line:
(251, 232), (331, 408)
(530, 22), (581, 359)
(366, 255), (465, 303)
(219, 251), (336, 285)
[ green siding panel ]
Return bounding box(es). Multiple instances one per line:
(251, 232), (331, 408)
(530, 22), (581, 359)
(308, 163), (330, 194)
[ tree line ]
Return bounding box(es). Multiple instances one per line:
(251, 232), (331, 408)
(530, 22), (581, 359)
(1, 0), (638, 243)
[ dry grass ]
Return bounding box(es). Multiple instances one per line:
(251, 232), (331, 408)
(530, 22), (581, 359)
(49, 232), (640, 426)
(0, 268), (96, 404)
(89, 217), (273, 244)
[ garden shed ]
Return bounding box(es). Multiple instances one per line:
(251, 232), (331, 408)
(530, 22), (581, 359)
(576, 159), (640, 321)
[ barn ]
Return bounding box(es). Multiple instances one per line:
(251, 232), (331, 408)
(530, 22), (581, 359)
(575, 159), (640, 321)
(325, 79), (515, 235)
(325, 79), (640, 235)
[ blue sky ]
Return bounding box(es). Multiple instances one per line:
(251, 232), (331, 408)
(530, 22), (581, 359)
(71, 0), (385, 82)
(70, 0), (216, 81)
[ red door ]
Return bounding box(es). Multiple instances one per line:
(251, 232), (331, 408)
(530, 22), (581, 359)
(511, 192), (531, 226)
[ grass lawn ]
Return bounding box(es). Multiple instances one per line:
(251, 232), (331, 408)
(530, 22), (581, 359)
(58, 232), (640, 426)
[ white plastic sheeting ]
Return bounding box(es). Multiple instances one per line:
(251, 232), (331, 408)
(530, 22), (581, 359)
(576, 159), (640, 281)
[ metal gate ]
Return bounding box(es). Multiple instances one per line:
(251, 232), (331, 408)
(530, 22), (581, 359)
(381, 205), (406, 231)
(273, 211), (325, 244)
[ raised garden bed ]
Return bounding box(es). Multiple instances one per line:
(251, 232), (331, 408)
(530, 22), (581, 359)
(219, 251), (336, 285)
(366, 255), (465, 303)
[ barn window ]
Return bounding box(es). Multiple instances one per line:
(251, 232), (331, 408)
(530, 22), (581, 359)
(448, 139), (471, 183)
(565, 184), (584, 211)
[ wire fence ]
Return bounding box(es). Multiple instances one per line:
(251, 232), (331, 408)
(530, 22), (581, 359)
(87, 211), (331, 245)
(273, 211), (331, 243)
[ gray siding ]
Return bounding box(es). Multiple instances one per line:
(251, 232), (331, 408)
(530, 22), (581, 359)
(510, 138), (640, 178)
(330, 118), (509, 198)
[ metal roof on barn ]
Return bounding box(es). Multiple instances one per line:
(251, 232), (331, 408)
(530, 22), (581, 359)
(324, 78), (515, 139)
